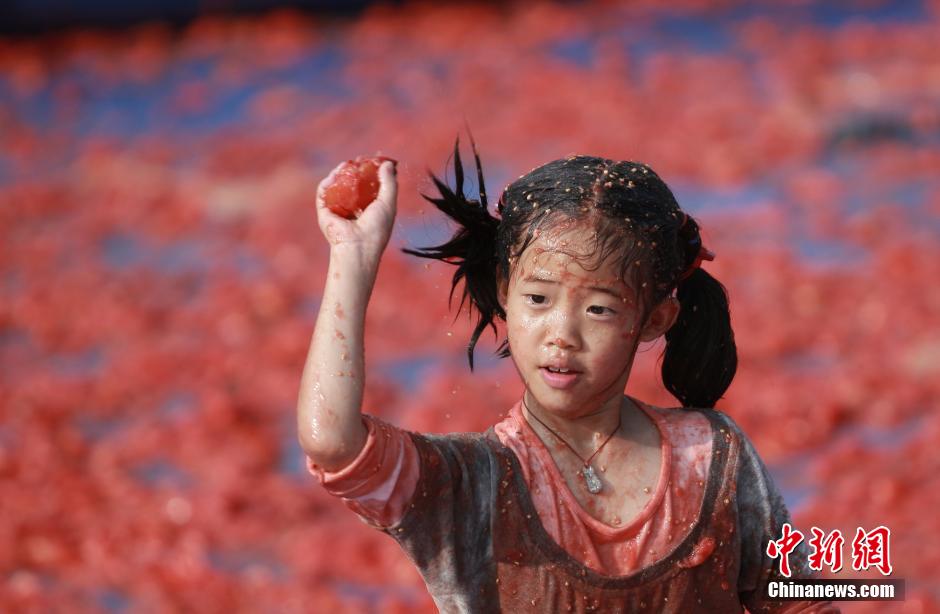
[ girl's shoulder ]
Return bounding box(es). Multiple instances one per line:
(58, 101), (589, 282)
(635, 399), (762, 482)
(406, 426), (513, 474)
(638, 399), (750, 445)
(653, 404), (776, 497)
(632, 398), (722, 447)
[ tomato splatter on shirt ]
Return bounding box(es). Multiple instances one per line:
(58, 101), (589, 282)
(308, 399), (837, 612)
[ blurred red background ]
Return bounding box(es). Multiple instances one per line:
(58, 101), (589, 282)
(1, 1), (938, 611)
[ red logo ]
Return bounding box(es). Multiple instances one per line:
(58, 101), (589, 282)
(851, 526), (893, 576)
(768, 525), (893, 577)
(808, 528), (845, 573)
(766, 523), (805, 578)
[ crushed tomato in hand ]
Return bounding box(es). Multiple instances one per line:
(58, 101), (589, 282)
(324, 155), (396, 219)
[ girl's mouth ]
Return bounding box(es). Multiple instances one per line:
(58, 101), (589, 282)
(540, 367), (581, 390)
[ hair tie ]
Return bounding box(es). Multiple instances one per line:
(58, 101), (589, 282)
(677, 212), (716, 282)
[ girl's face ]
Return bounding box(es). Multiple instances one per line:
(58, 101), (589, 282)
(498, 222), (679, 420)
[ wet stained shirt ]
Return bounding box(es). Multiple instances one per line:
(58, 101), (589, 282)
(307, 399), (838, 613)
(490, 399), (711, 575)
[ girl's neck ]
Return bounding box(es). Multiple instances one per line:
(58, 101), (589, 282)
(522, 391), (629, 453)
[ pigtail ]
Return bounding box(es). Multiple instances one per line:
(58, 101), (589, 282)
(661, 219), (738, 408)
(401, 136), (504, 371)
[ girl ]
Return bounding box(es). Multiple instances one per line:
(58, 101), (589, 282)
(298, 141), (837, 613)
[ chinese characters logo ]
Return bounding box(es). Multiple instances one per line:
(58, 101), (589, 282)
(766, 524), (893, 577)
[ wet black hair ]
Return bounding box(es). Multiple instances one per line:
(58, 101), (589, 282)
(402, 137), (737, 409)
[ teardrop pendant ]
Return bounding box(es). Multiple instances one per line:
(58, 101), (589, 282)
(582, 464), (603, 494)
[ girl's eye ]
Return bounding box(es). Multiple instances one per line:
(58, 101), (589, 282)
(523, 294), (546, 305)
(588, 305), (615, 316)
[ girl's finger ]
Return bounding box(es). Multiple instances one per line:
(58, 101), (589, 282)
(374, 160), (398, 213)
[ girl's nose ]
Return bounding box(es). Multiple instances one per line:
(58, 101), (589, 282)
(550, 336), (575, 349)
(547, 313), (580, 350)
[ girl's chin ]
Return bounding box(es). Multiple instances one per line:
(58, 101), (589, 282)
(529, 382), (587, 409)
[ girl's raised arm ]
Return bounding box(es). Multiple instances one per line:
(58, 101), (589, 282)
(297, 159), (398, 471)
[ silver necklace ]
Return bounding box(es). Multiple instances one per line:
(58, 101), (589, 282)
(522, 395), (622, 495)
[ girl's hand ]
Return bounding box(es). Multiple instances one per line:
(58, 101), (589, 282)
(316, 159), (398, 262)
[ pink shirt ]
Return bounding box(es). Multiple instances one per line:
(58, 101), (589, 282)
(307, 396), (712, 576)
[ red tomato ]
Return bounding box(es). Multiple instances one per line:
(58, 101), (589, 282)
(323, 155), (396, 219)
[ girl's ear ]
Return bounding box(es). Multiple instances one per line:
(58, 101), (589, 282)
(497, 276), (508, 312)
(639, 296), (680, 342)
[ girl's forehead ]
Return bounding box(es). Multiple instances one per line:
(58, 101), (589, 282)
(514, 251), (625, 287)
(510, 226), (633, 290)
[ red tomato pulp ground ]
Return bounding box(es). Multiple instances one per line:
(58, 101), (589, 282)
(1, 2), (939, 612)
